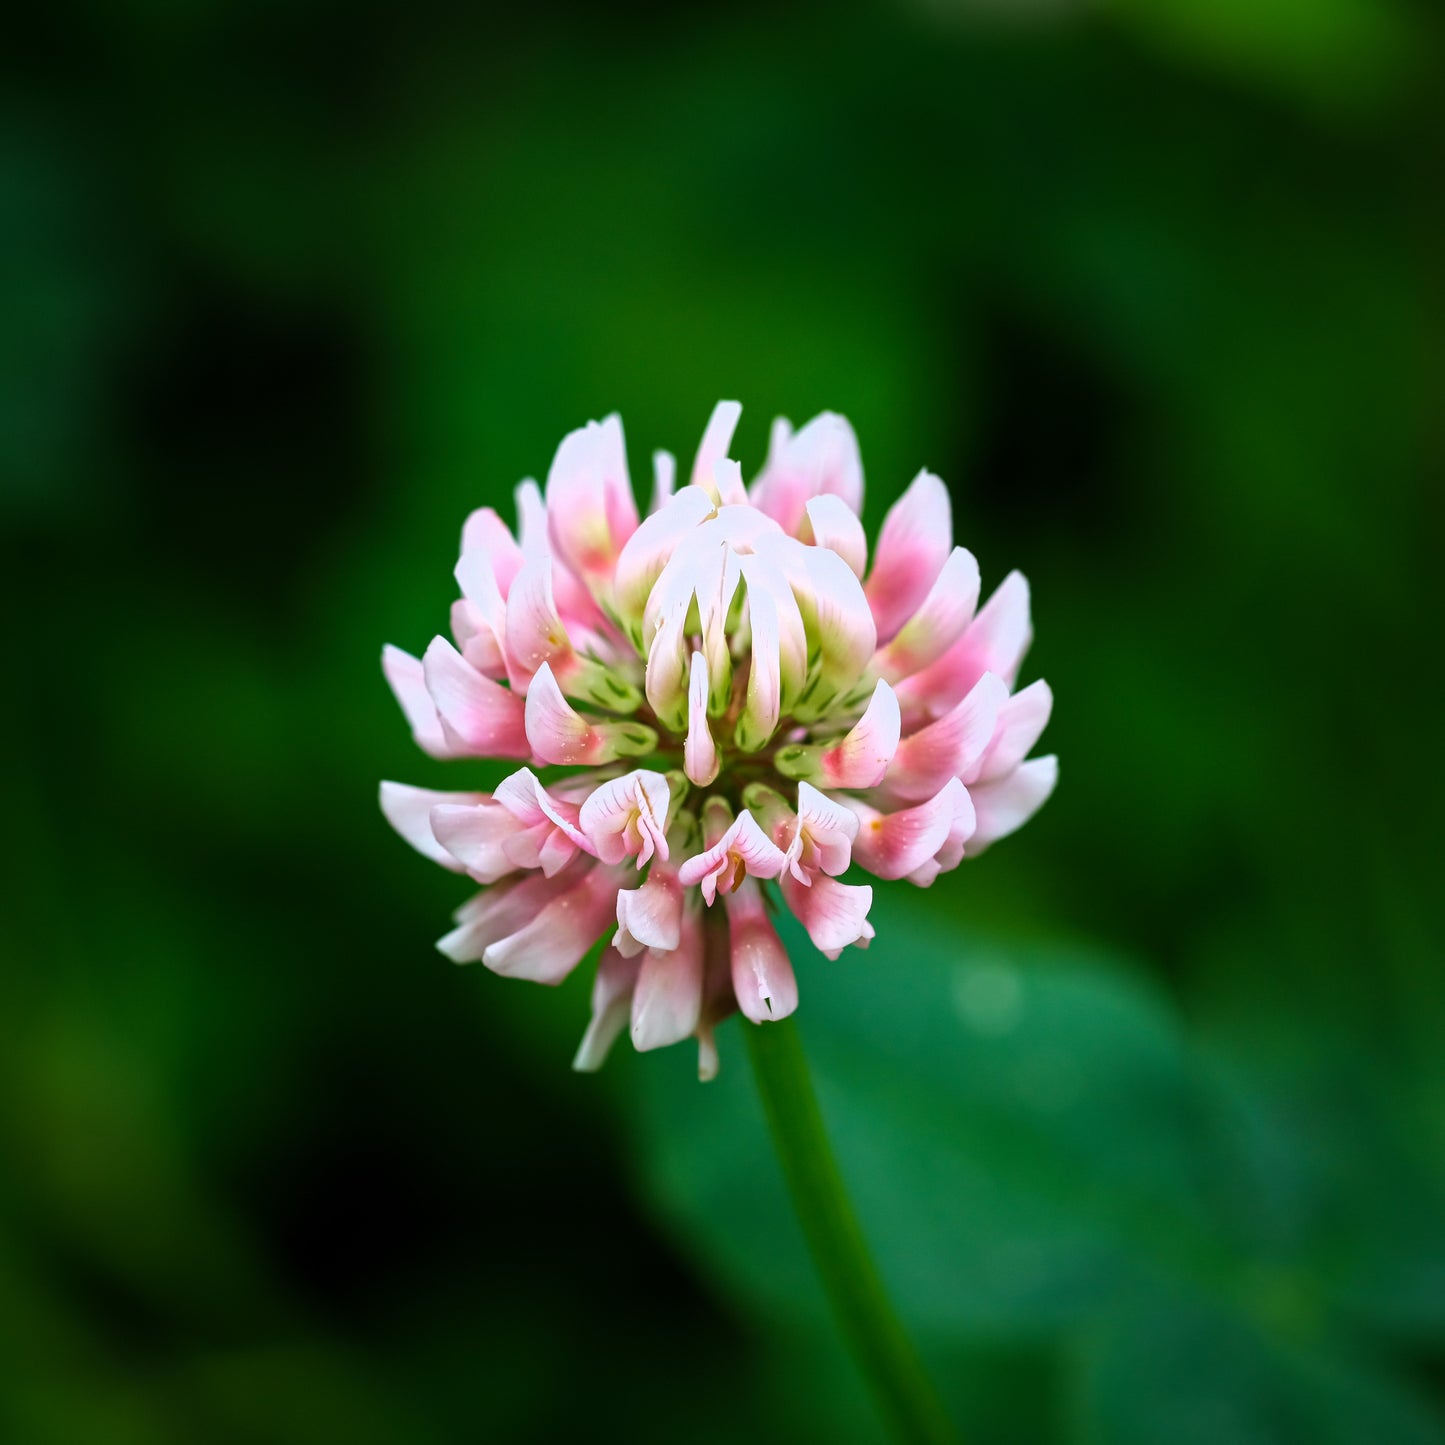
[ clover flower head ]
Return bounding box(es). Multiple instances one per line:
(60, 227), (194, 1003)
(381, 403), (1057, 1078)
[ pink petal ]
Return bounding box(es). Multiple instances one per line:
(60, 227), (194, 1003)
(382, 644), (456, 759)
(379, 782), (486, 872)
(450, 598), (505, 678)
(818, 680), (901, 789)
(847, 778), (971, 881)
(894, 570), (1033, 724)
(690, 400), (743, 491)
(460, 506), (525, 594)
(865, 470), (953, 644)
(802, 493), (868, 578)
(631, 905), (706, 1050)
(739, 553), (808, 712)
(736, 584), (782, 751)
(420, 637), (530, 758)
(494, 767), (594, 873)
(749, 411), (864, 536)
(435, 866), (580, 962)
(502, 554), (571, 691)
(677, 809), (788, 906)
(613, 486), (715, 639)
(524, 662), (656, 767)
(969, 755), (1058, 852)
(430, 799), (528, 883)
(685, 652), (719, 786)
(874, 547), (981, 684)
(578, 769), (671, 868)
(786, 541), (877, 717)
(710, 456), (750, 508)
(572, 947), (642, 1072)
(614, 865), (684, 957)
(544, 414), (639, 591)
(970, 679), (1053, 784)
(780, 873), (875, 961)
(481, 864), (624, 983)
(694, 912), (737, 1080)
(785, 781), (859, 883)
(723, 878), (799, 1023)
(885, 671), (1008, 803)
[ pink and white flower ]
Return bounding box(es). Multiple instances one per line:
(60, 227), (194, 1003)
(382, 402), (1056, 1077)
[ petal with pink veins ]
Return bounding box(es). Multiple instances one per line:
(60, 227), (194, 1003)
(544, 415), (639, 593)
(435, 865), (583, 962)
(420, 637), (530, 758)
(572, 947), (642, 1072)
(631, 906), (706, 1049)
(724, 878), (799, 1023)
(481, 864), (625, 983)
(969, 755), (1058, 852)
(614, 486), (715, 641)
(784, 781), (859, 884)
(677, 809), (788, 906)
(460, 506), (525, 594)
(817, 680), (901, 789)
(579, 769), (671, 868)
(885, 671), (1008, 803)
(614, 865), (684, 957)
(894, 571), (1033, 723)
(429, 798), (528, 883)
(781, 873), (875, 961)
(524, 663), (656, 767)
(493, 767), (594, 874)
(382, 644), (458, 759)
(379, 782), (488, 872)
(684, 652), (719, 786)
(846, 777), (971, 881)
(865, 470), (953, 644)
(970, 679), (1053, 785)
(873, 547), (981, 685)
(749, 411), (864, 536)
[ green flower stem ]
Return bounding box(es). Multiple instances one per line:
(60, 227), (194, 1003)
(745, 1017), (959, 1445)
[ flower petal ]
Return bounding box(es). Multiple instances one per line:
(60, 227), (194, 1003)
(420, 637), (530, 758)
(430, 799), (528, 883)
(885, 671), (1008, 803)
(750, 411), (864, 536)
(818, 680), (901, 789)
(650, 449), (676, 512)
(690, 400), (742, 491)
(436, 866), (579, 963)
(578, 769), (671, 868)
(614, 866), (684, 957)
(572, 947), (641, 1073)
(613, 486), (716, 642)
(847, 778), (971, 881)
(873, 547), (981, 684)
(802, 493), (868, 578)
(460, 505), (525, 593)
(544, 414), (639, 592)
(864, 470), (953, 644)
(379, 782), (486, 872)
(894, 570), (1033, 723)
(684, 651), (719, 786)
(677, 809), (788, 906)
(382, 644), (456, 759)
(524, 662), (656, 766)
(971, 679), (1053, 785)
(723, 878), (799, 1024)
(780, 873), (875, 961)
(481, 864), (623, 983)
(785, 781), (859, 882)
(969, 755), (1058, 852)
(631, 906), (706, 1050)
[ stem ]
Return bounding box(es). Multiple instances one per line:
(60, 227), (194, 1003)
(745, 1018), (958, 1445)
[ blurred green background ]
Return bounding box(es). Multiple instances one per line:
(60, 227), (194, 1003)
(4, 1), (1444, 1441)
